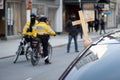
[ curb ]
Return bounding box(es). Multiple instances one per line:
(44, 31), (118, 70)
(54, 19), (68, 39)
(0, 36), (100, 59)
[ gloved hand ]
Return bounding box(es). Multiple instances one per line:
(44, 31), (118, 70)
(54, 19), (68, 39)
(27, 28), (30, 32)
(27, 28), (32, 32)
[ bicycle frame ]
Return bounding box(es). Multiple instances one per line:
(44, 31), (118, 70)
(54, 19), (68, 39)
(13, 37), (31, 63)
(30, 37), (52, 66)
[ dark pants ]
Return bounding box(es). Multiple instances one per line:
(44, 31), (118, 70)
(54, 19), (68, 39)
(23, 35), (32, 45)
(37, 35), (50, 58)
(94, 25), (99, 32)
(100, 25), (106, 34)
(79, 32), (83, 39)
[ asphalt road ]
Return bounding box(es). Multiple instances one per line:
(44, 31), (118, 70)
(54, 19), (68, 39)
(0, 41), (85, 80)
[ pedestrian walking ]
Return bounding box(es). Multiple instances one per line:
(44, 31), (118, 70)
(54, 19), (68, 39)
(88, 21), (94, 32)
(100, 16), (106, 34)
(65, 14), (80, 53)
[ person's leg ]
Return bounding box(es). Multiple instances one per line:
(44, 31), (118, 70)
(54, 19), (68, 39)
(103, 25), (106, 33)
(80, 27), (83, 39)
(96, 25), (99, 32)
(88, 26), (90, 32)
(94, 25), (97, 32)
(91, 26), (93, 32)
(67, 34), (72, 53)
(73, 35), (79, 52)
(100, 25), (102, 35)
(101, 25), (105, 34)
(80, 32), (83, 39)
(41, 35), (50, 64)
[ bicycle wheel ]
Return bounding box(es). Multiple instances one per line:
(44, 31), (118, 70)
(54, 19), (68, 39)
(30, 49), (40, 66)
(48, 44), (52, 61)
(13, 45), (23, 63)
(25, 46), (31, 60)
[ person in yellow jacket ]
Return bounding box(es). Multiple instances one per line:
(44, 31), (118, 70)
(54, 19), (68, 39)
(22, 14), (38, 44)
(22, 14), (38, 37)
(35, 16), (56, 64)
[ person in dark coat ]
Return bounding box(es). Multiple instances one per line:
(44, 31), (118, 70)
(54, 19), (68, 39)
(78, 24), (83, 39)
(65, 14), (80, 53)
(94, 18), (99, 32)
(100, 16), (106, 34)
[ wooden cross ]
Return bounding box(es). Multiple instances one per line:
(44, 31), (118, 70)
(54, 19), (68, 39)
(72, 10), (94, 48)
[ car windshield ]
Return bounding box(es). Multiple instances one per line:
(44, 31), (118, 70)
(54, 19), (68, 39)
(64, 31), (120, 80)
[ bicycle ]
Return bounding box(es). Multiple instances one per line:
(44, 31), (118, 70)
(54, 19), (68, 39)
(30, 37), (52, 66)
(13, 37), (31, 63)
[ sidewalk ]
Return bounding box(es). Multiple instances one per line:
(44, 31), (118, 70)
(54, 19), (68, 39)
(0, 28), (117, 59)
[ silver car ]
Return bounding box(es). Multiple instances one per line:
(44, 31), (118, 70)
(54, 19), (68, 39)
(59, 29), (120, 80)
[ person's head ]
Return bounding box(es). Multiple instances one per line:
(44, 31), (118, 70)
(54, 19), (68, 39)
(30, 14), (36, 22)
(28, 14), (36, 32)
(70, 14), (76, 21)
(101, 15), (104, 19)
(71, 14), (76, 18)
(38, 15), (48, 23)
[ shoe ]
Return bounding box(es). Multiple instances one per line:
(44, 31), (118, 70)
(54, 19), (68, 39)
(67, 51), (69, 53)
(45, 59), (51, 64)
(75, 50), (79, 52)
(45, 61), (51, 64)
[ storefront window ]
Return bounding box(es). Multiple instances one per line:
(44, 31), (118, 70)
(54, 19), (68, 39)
(7, 3), (14, 36)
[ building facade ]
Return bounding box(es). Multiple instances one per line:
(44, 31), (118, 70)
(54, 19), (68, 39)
(0, 0), (119, 40)
(0, 0), (26, 40)
(0, 0), (63, 40)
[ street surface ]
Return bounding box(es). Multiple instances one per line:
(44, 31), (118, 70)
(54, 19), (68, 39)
(0, 41), (85, 80)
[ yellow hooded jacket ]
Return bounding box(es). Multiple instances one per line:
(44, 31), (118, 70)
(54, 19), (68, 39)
(35, 22), (56, 36)
(22, 20), (38, 37)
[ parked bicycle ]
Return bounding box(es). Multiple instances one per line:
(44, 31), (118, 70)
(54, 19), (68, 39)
(13, 36), (31, 63)
(30, 37), (52, 66)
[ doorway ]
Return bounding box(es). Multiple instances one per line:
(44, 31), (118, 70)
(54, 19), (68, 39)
(0, 9), (5, 39)
(63, 3), (80, 31)
(65, 4), (80, 21)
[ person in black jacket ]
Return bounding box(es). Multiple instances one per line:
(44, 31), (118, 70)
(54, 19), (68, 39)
(65, 14), (80, 53)
(100, 16), (106, 34)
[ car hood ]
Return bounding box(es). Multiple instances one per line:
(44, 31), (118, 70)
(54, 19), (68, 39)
(65, 44), (120, 80)
(63, 30), (120, 80)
